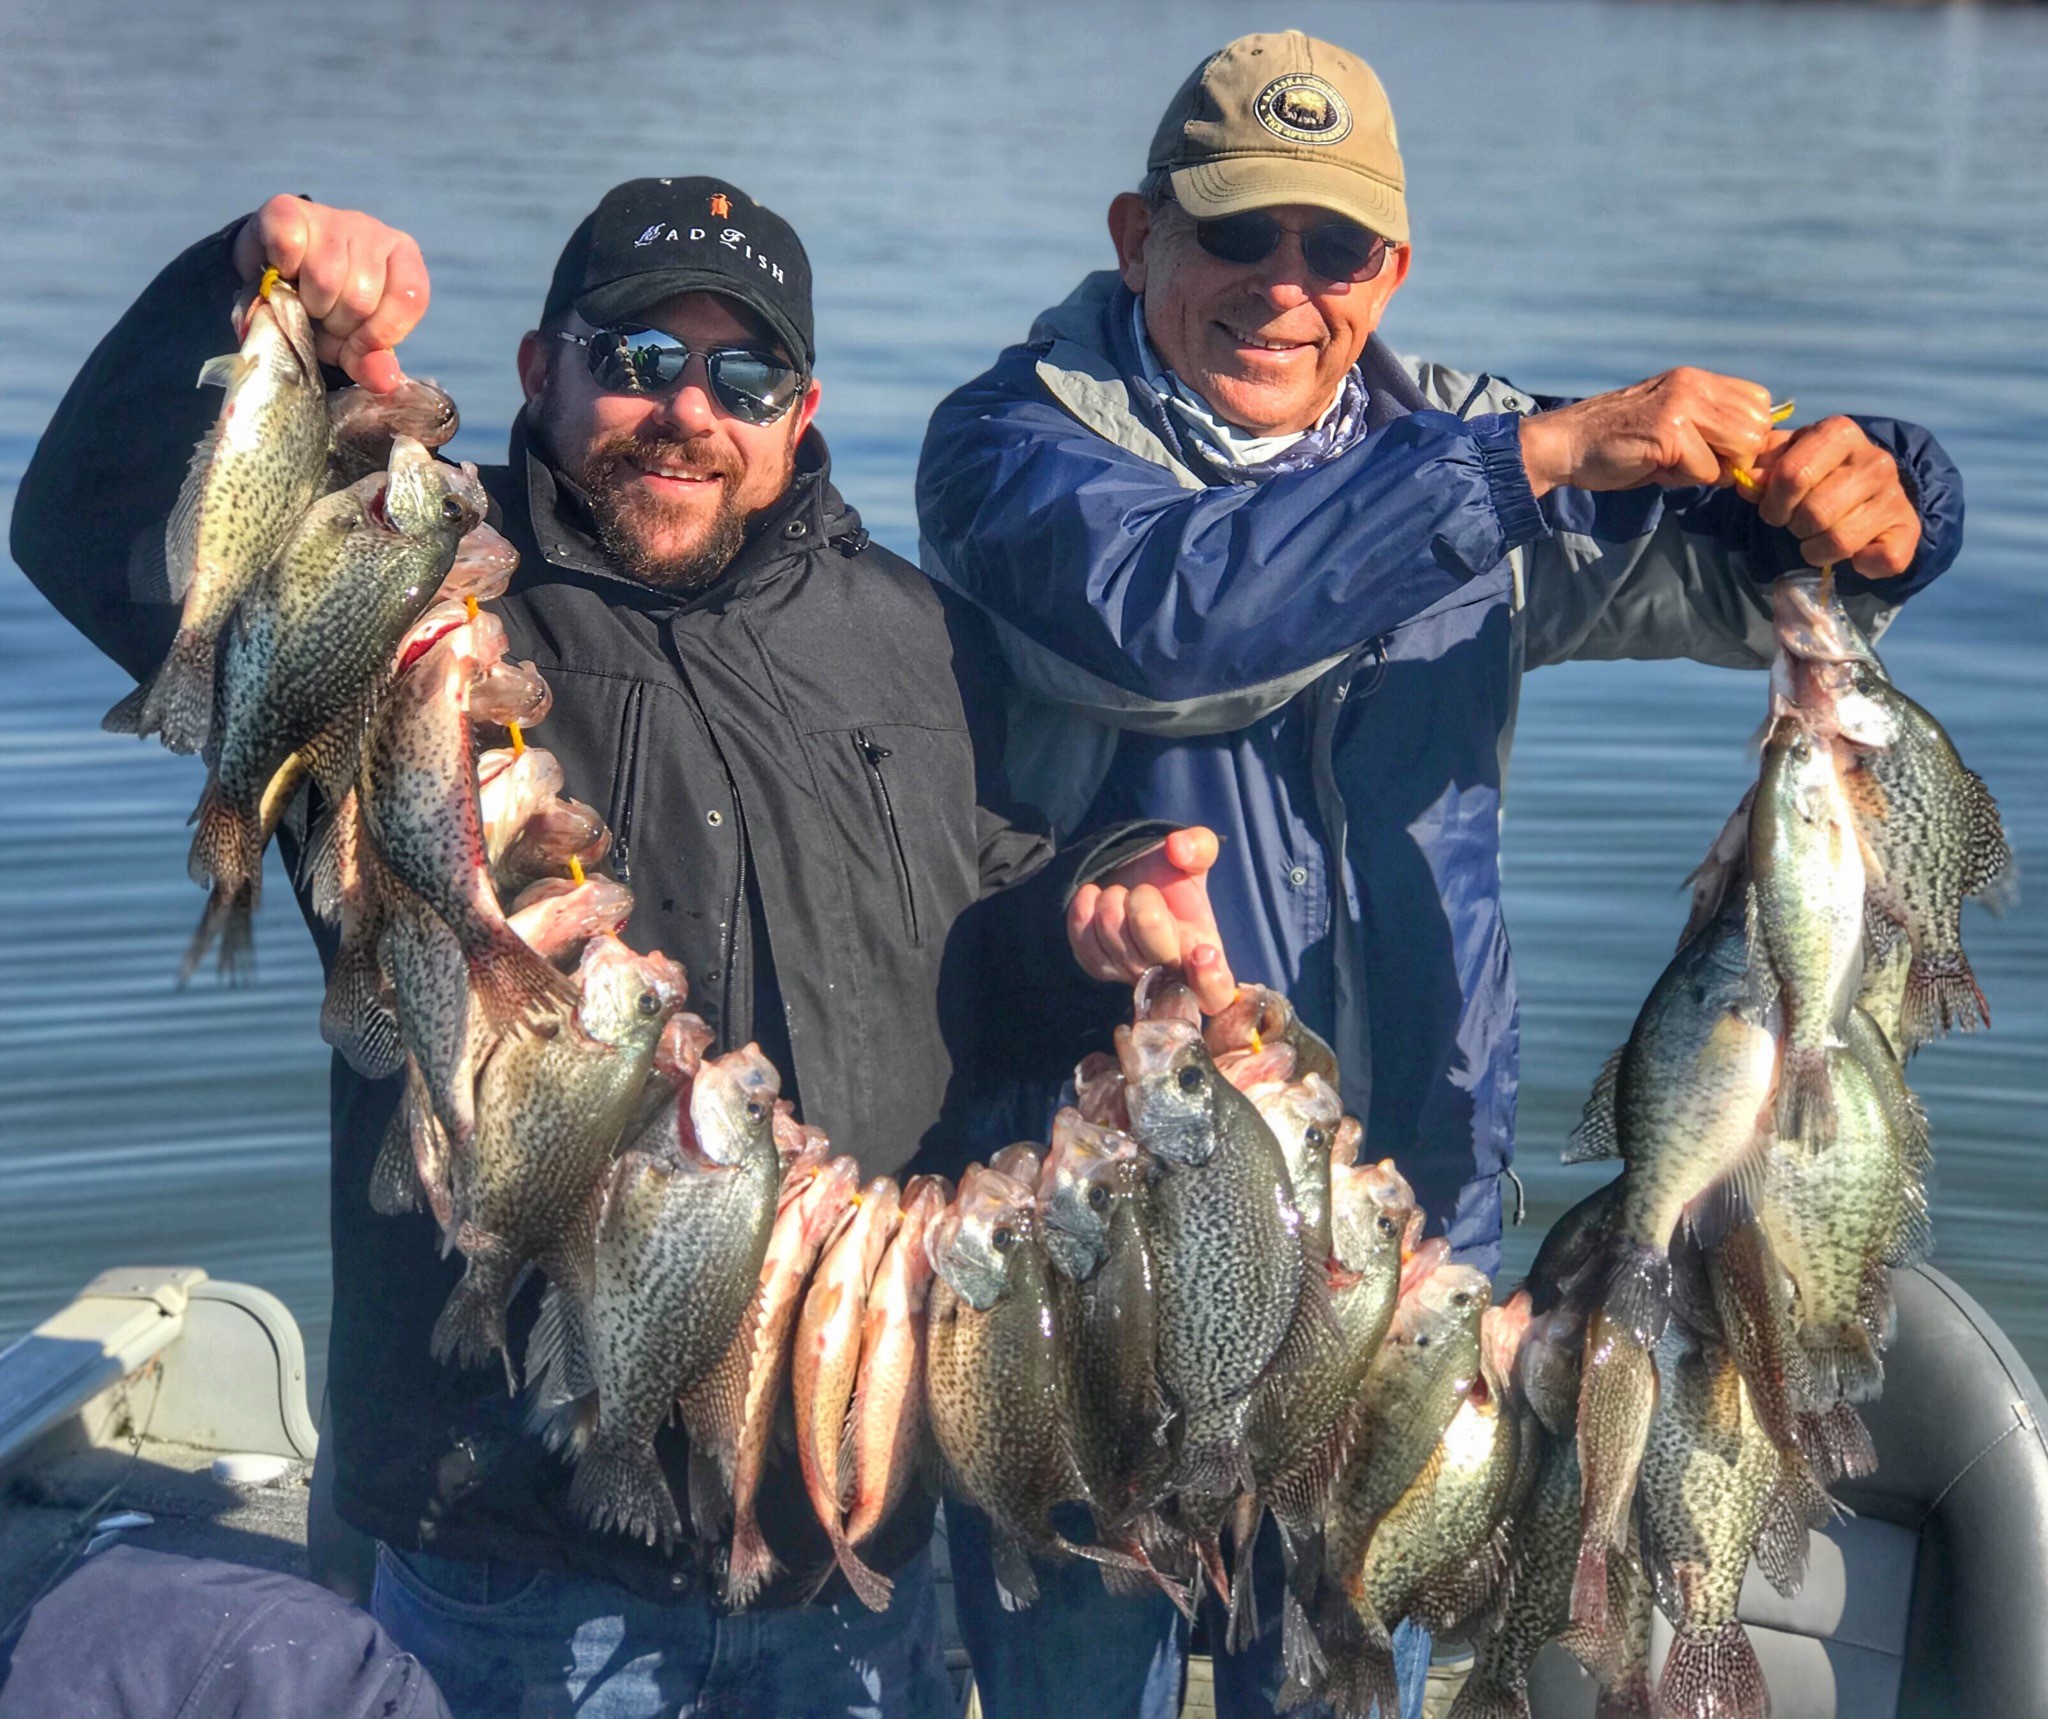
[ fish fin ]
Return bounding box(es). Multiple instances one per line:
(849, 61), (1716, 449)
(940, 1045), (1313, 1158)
(990, 1532), (1040, 1612)
(159, 422), (220, 605)
(1600, 1243), (1672, 1351)
(1958, 768), (2015, 902)
(1315, 1628), (1398, 1719)
(300, 795), (350, 925)
(527, 1388), (598, 1459)
(1444, 1683), (1529, 1719)
(179, 881), (257, 988)
(569, 1428), (683, 1550)
(1223, 1495), (1262, 1655)
(1902, 948), (1989, 1047)
(366, 1092), (425, 1215)
(1753, 1452), (1824, 1599)
(1774, 1044), (1837, 1147)
(724, 1520), (781, 1610)
(1857, 1261), (1899, 1354)
(429, 1240), (519, 1382)
(323, 941), (402, 1077)
(679, 1310), (755, 1481)
(830, 1534), (895, 1614)
(687, 1443), (733, 1541)
(835, 1389), (862, 1517)
(523, 1283), (591, 1417)
(101, 676), (152, 735)
(1412, 1511), (1520, 1635)
(1682, 1141), (1769, 1255)
(1659, 1621), (1768, 1719)
(1801, 1323), (1884, 1405)
(1169, 1399), (1256, 1498)
(1796, 1400), (1877, 1484)
(467, 924), (580, 1038)
(196, 352), (247, 389)
(1564, 1047), (1626, 1163)
(1885, 1176), (1934, 1269)
(124, 525), (180, 605)
(136, 626), (219, 755)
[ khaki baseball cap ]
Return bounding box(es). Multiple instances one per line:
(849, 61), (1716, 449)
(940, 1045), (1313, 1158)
(1146, 30), (1408, 245)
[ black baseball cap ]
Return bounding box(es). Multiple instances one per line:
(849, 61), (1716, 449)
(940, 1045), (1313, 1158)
(542, 176), (814, 369)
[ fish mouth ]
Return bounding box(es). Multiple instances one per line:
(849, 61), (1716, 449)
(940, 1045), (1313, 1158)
(393, 608), (470, 677)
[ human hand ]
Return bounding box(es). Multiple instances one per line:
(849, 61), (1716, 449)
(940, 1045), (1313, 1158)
(1748, 417), (1921, 578)
(1067, 827), (1237, 1015)
(230, 194), (430, 393)
(1518, 368), (1773, 498)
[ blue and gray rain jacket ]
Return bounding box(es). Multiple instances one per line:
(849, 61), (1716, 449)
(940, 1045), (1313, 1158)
(916, 271), (1962, 1269)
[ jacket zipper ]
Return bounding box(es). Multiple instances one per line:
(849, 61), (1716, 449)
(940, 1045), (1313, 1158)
(854, 730), (921, 945)
(608, 682), (647, 885)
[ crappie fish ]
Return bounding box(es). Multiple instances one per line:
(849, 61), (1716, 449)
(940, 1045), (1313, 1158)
(108, 275), (329, 754)
(844, 1175), (948, 1559)
(1636, 1327), (1815, 1719)
(722, 1153), (862, 1606)
(533, 1044), (781, 1548)
(990, 1143), (1044, 1186)
(1117, 1017), (1304, 1494)
(1828, 661), (2012, 1047)
(1752, 713), (1865, 1144)
(480, 747), (567, 868)
(358, 614), (577, 1035)
(1206, 983), (1341, 1090)
(430, 933), (683, 1381)
(1246, 1073), (1342, 1267)
(182, 439), (485, 980)
(1073, 1051), (1130, 1132)
(794, 1178), (902, 1610)
(326, 376), (459, 487)
(1757, 1018), (1930, 1406)
(1135, 965), (1203, 1026)
(1039, 1111), (1171, 1538)
(927, 1165), (1135, 1609)
(470, 655), (554, 730)
(506, 874), (636, 963)
(496, 795), (612, 897)
(435, 519), (521, 608)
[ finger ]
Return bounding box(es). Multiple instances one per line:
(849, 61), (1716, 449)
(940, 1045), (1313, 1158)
(1784, 456), (1887, 544)
(1123, 884), (1182, 971)
(1804, 492), (1914, 574)
(1847, 515), (1922, 581)
(1185, 943), (1238, 1016)
(314, 235), (393, 356)
(1162, 825), (1219, 879)
(294, 225), (355, 325)
(1672, 369), (1771, 467)
(339, 233), (431, 389)
(1088, 885), (1138, 979)
(1759, 417), (1863, 529)
(1066, 889), (1123, 983)
(1651, 420), (1723, 488)
(240, 193), (313, 283)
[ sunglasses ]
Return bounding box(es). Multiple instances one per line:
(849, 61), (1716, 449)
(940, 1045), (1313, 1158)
(1191, 211), (1393, 284)
(556, 327), (806, 425)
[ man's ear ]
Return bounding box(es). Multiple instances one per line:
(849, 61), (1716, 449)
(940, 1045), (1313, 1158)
(791, 376), (823, 444)
(1107, 193), (1153, 293)
(516, 329), (550, 407)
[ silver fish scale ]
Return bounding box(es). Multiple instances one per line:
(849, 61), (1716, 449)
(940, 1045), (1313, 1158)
(1360, 1388), (1517, 1629)
(1456, 1433), (1583, 1708)
(1062, 1194), (1168, 1517)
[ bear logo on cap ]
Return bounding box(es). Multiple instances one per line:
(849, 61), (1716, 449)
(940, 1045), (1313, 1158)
(1254, 74), (1352, 145)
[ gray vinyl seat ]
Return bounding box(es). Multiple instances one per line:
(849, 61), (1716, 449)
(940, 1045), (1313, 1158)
(1529, 1264), (2048, 1718)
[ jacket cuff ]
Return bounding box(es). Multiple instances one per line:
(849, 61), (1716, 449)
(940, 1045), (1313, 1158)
(1059, 820), (1182, 907)
(1468, 413), (1551, 550)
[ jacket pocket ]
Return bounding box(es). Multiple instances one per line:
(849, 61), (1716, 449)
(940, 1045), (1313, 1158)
(854, 729), (921, 946)
(606, 682), (648, 885)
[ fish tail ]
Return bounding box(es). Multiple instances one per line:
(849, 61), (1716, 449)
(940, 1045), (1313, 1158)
(724, 1512), (781, 1610)
(1903, 948), (1989, 1047)
(569, 1428), (683, 1550)
(322, 939), (401, 1077)
(366, 1095), (424, 1216)
(1313, 1626), (1397, 1719)
(1592, 1672), (1657, 1719)
(468, 922), (579, 1037)
(1570, 1539), (1613, 1642)
(1445, 1679), (1529, 1719)
(1657, 1621), (1769, 1719)
(687, 1443), (733, 1542)
(429, 1246), (517, 1381)
(138, 626), (219, 755)
(1775, 1044), (1837, 1146)
(1796, 1399), (1877, 1483)
(989, 1532), (1041, 1612)
(829, 1530), (895, 1614)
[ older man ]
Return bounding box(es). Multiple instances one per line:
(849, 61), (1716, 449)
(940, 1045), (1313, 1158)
(12, 176), (1229, 1718)
(917, 29), (1961, 1719)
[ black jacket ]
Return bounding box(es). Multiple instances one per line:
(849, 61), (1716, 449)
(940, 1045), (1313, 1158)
(10, 223), (1151, 1606)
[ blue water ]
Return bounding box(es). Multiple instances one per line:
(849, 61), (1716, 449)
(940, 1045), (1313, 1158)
(3, 0), (2044, 1402)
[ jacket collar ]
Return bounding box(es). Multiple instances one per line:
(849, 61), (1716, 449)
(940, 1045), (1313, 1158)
(507, 410), (851, 604)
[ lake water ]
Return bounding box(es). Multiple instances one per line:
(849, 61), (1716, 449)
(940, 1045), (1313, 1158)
(3, 0), (2044, 1404)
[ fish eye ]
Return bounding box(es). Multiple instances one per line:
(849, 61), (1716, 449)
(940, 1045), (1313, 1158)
(1451, 1290), (1472, 1307)
(441, 496), (467, 523)
(744, 1099), (766, 1123)
(991, 1224), (1018, 1252)
(1376, 1214), (1397, 1237)
(1086, 1183), (1111, 1212)
(636, 990), (662, 1017)
(1304, 1126), (1328, 1150)
(1415, 1333), (1431, 1348)
(1176, 1065), (1205, 1094)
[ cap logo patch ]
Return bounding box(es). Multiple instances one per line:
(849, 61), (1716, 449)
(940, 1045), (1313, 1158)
(1254, 74), (1352, 146)
(709, 192), (732, 219)
(634, 223), (665, 247)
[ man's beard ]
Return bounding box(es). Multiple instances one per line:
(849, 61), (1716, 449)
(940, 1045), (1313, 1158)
(577, 432), (759, 593)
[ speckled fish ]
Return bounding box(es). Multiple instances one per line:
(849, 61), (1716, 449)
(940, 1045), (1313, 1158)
(1564, 894), (1779, 1635)
(1038, 1111), (1171, 1536)
(1756, 1012), (1930, 1408)
(430, 933), (683, 1381)
(479, 747), (568, 868)
(108, 275), (329, 754)
(1636, 1325), (1822, 1719)
(794, 1177), (902, 1610)
(1206, 983), (1341, 1090)
(844, 1175), (948, 1564)
(1245, 1073), (1343, 1267)
(1752, 712), (1866, 1144)
(1116, 1017), (1303, 1494)
(181, 439), (486, 980)
(358, 614), (578, 1034)
(723, 1152), (862, 1607)
(532, 1043), (781, 1548)
(927, 1165), (1137, 1610)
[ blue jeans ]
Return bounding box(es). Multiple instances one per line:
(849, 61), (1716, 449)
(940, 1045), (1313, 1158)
(371, 1542), (955, 1719)
(946, 1501), (1430, 1719)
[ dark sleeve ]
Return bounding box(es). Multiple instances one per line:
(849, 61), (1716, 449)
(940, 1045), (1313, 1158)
(8, 218), (247, 680)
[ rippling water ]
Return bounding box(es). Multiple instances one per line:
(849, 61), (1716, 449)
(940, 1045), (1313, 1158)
(3, 0), (2044, 1399)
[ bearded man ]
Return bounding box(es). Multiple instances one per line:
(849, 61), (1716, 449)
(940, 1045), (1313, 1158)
(11, 175), (1229, 1718)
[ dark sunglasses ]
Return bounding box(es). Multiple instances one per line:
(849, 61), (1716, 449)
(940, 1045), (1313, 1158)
(556, 326), (805, 424)
(1192, 211), (1392, 284)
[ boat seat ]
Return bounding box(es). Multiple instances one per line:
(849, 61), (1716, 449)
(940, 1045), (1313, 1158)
(1528, 1264), (2048, 1719)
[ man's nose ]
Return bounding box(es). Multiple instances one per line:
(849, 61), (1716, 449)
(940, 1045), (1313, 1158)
(647, 359), (720, 432)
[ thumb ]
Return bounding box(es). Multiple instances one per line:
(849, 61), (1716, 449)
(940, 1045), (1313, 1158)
(1162, 825), (1219, 880)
